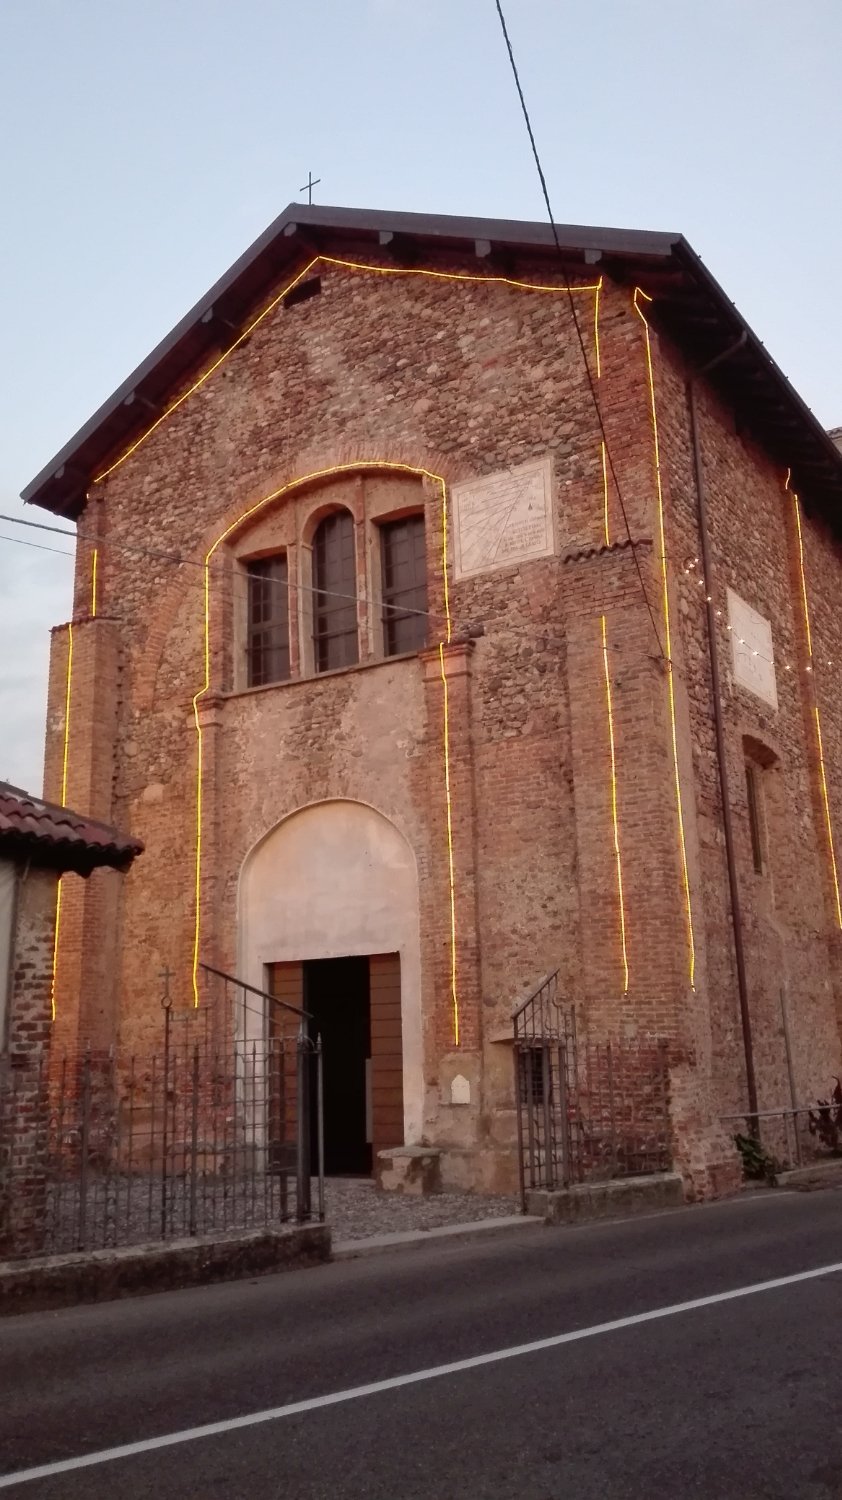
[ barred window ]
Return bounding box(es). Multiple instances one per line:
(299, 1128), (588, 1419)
(246, 555), (290, 687)
(380, 515), (427, 657)
(313, 510), (359, 672)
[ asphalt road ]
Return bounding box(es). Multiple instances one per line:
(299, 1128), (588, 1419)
(2, 1189), (842, 1498)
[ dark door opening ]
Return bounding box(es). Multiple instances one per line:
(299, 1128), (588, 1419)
(304, 956), (371, 1176)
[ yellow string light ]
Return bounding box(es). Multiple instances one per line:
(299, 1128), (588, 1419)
(50, 621), (73, 1022)
(600, 442), (610, 548)
(90, 548), (98, 617)
(190, 460), (459, 1044)
(439, 642), (458, 1045)
(93, 257), (599, 487)
(593, 274), (602, 381)
(601, 614), (629, 993)
(788, 473), (842, 928)
(591, 276), (611, 546)
(633, 288), (696, 990)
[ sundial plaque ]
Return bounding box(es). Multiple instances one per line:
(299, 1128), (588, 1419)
(452, 456), (555, 580)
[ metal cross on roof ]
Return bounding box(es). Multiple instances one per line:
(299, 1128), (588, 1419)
(299, 171), (321, 205)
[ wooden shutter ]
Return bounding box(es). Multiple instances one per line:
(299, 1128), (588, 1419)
(369, 953), (404, 1154)
(313, 511), (359, 671)
(246, 555), (290, 686)
(381, 515), (428, 656)
(266, 962), (304, 1166)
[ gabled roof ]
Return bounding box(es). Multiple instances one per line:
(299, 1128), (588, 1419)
(0, 782), (144, 876)
(21, 203), (842, 523)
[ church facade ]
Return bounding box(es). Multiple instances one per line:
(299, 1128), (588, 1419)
(25, 205), (842, 1196)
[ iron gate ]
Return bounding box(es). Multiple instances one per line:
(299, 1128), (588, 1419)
(513, 972), (672, 1208)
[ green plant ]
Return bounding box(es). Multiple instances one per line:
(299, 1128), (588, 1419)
(808, 1078), (842, 1155)
(734, 1132), (778, 1183)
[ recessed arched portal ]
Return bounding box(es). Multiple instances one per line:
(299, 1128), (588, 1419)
(238, 799), (423, 1169)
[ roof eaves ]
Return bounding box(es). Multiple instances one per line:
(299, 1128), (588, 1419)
(19, 206), (683, 517)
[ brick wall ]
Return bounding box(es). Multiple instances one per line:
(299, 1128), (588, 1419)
(0, 865), (55, 1256)
(41, 244), (842, 1194)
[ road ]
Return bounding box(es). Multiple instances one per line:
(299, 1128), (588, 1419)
(1, 1189), (841, 1498)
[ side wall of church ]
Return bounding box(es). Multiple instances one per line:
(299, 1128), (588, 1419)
(655, 339), (842, 1144)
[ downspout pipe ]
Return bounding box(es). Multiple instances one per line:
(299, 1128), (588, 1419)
(686, 332), (759, 1125)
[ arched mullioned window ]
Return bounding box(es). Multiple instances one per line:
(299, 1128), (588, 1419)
(312, 510), (359, 672)
(246, 553), (290, 687)
(379, 514), (428, 656)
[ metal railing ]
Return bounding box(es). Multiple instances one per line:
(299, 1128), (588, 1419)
(513, 973), (672, 1209)
(722, 1104), (842, 1174)
(0, 969), (324, 1261)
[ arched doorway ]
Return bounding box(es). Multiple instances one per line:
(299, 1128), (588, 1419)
(238, 800), (423, 1172)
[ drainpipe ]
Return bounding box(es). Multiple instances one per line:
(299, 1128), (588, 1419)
(686, 332), (758, 1125)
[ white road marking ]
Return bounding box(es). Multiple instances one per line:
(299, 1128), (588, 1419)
(2, 1259), (840, 1489)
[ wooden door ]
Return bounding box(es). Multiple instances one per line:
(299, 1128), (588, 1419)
(369, 953), (404, 1155)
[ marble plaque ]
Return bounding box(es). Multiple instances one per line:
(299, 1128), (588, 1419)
(450, 1074), (471, 1106)
(727, 587), (778, 709)
(452, 456), (555, 580)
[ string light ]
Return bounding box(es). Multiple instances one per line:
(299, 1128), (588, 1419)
(191, 460), (460, 1046)
(682, 556), (833, 675)
(92, 256), (599, 487)
(634, 288), (696, 990)
(439, 643), (458, 1044)
(788, 471), (842, 928)
(593, 276), (602, 381)
(601, 614), (629, 993)
(591, 275), (611, 546)
(90, 548), (98, 617)
(50, 621), (73, 1022)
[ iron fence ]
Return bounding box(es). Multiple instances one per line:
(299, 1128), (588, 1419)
(0, 967), (324, 1261)
(513, 972), (672, 1209)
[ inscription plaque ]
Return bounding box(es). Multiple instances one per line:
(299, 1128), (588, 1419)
(452, 456), (555, 580)
(727, 587), (778, 710)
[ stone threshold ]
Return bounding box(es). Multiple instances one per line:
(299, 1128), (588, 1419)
(0, 1223), (331, 1318)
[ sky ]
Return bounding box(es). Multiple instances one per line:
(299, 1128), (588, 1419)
(1, 0), (842, 792)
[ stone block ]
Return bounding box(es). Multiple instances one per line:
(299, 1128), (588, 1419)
(376, 1145), (442, 1196)
(526, 1171), (684, 1224)
(0, 1224), (331, 1317)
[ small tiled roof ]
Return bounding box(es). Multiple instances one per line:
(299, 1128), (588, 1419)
(0, 783), (144, 876)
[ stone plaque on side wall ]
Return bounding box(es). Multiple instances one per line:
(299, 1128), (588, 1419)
(452, 456), (555, 580)
(727, 587), (778, 710)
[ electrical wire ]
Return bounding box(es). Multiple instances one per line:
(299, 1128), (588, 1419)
(493, 0), (665, 661)
(0, 509), (445, 625)
(0, 532), (75, 560)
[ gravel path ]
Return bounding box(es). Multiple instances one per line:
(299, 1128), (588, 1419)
(324, 1178), (519, 1241)
(38, 1174), (519, 1255)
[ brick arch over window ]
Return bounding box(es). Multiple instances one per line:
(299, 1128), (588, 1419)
(311, 508), (359, 672)
(142, 461), (438, 709)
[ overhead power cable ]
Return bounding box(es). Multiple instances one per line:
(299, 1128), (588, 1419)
(0, 509), (445, 626)
(493, 0), (665, 660)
